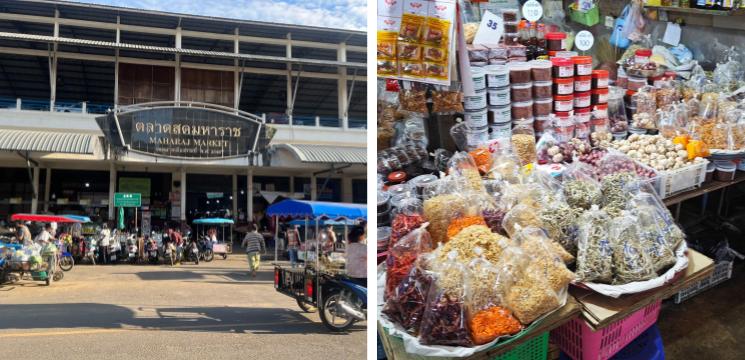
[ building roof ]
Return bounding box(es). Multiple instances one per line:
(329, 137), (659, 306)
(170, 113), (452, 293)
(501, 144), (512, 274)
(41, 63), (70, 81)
(0, 128), (97, 154)
(275, 143), (366, 165)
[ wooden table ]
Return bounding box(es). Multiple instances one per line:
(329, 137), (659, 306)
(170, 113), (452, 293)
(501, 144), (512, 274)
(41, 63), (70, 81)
(571, 249), (715, 330)
(664, 173), (745, 220)
(378, 297), (581, 360)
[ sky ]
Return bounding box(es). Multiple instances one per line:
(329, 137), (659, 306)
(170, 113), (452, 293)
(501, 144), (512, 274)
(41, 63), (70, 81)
(69, 0), (367, 30)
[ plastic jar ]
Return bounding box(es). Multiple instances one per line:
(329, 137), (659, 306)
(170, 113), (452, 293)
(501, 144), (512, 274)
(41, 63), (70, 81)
(470, 67), (486, 90)
(553, 77), (574, 95)
(504, 21), (519, 33)
(501, 8), (518, 22)
(511, 100), (534, 120)
(555, 51), (578, 58)
(487, 86), (510, 106)
(509, 62), (532, 83)
(714, 160), (736, 181)
(504, 33), (519, 46)
(635, 49), (652, 65)
(592, 69), (609, 89)
(533, 98), (553, 117)
(554, 94), (574, 112)
(534, 115), (552, 133)
(511, 82), (533, 102)
(572, 56), (593, 76)
(574, 107), (591, 138)
(464, 88), (487, 110)
(616, 68), (628, 89)
(488, 104), (511, 123)
(627, 76), (648, 92)
(574, 75), (592, 92)
(554, 113), (575, 143)
(484, 64), (510, 88)
(591, 104), (609, 133)
(552, 57), (574, 78)
(574, 91), (591, 108)
(533, 81), (553, 98)
(465, 125), (489, 150)
(529, 60), (553, 82)
(592, 87), (609, 105)
(409, 174), (438, 197)
(464, 108), (488, 128)
(489, 119), (512, 140)
(546, 32), (567, 51)
(705, 162), (716, 182)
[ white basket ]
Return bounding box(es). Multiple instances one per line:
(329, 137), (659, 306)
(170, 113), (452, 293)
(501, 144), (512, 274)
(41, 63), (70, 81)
(653, 160), (708, 199)
(674, 260), (733, 304)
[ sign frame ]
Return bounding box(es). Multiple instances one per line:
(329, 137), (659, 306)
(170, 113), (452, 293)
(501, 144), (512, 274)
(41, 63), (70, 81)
(114, 192), (142, 207)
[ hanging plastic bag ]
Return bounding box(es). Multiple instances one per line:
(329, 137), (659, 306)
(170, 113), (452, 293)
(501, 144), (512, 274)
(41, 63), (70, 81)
(609, 211), (657, 284)
(385, 223), (433, 299)
(419, 251), (473, 347)
(464, 248), (522, 345)
(575, 205), (614, 284)
(610, 5), (632, 49)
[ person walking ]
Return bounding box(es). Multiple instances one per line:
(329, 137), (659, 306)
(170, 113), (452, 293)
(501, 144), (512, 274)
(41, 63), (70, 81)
(286, 225), (301, 268)
(241, 223), (265, 278)
(99, 223), (111, 264)
(171, 228), (184, 264)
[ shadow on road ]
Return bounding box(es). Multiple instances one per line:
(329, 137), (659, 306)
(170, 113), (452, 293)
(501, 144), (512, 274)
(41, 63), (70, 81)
(0, 303), (364, 335)
(109, 267), (275, 283)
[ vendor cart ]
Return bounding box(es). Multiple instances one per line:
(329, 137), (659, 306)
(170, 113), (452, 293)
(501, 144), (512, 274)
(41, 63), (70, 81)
(193, 218), (234, 259)
(268, 199), (368, 332)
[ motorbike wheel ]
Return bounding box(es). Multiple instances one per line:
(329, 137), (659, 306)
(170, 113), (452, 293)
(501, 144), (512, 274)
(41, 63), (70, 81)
(45, 277), (50, 286)
(222, 254), (228, 260)
(203, 249), (214, 262)
(59, 256), (74, 272)
(319, 291), (356, 332)
(296, 298), (317, 313)
(53, 271), (64, 282)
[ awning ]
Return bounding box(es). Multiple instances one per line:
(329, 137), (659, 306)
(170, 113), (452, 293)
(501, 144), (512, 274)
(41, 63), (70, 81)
(275, 144), (366, 164)
(260, 190), (304, 204)
(0, 129), (97, 154)
(266, 199), (367, 220)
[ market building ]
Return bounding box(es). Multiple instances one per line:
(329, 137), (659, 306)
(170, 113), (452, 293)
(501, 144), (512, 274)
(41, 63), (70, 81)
(0, 0), (367, 231)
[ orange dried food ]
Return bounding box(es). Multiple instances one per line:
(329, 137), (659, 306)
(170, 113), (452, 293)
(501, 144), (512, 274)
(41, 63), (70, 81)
(469, 306), (523, 345)
(447, 216), (487, 239)
(469, 147), (492, 174)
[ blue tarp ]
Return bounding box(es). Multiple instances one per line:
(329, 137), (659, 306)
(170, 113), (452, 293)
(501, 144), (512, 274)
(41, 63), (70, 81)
(62, 215), (92, 223)
(266, 200), (367, 220)
(287, 219), (358, 226)
(193, 218), (235, 225)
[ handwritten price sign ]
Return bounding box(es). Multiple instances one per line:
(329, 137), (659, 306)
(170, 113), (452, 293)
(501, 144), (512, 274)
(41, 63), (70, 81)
(522, 0), (543, 22)
(473, 10), (504, 45)
(575, 30), (595, 51)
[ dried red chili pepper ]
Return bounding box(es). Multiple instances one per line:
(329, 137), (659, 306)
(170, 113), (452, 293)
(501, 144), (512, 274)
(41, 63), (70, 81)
(390, 213), (424, 249)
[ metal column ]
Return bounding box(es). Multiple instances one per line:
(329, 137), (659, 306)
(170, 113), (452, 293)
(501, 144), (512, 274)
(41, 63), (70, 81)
(108, 163), (116, 220)
(247, 168), (254, 222)
(180, 168), (187, 221)
(43, 167), (51, 212)
(30, 166), (40, 214)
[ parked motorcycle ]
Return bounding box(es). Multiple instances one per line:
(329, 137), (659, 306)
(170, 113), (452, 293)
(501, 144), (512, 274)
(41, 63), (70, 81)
(183, 241), (200, 265)
(199, 237), (214, 262)
(59, 251), (74, 271)
(318, 275), (367, 332)
(163, 242), (176, 266)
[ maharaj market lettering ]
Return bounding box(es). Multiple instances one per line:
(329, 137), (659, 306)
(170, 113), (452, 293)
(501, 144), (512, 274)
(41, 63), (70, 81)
(147, 137), (231, 148)
(134, 122), (242, 137)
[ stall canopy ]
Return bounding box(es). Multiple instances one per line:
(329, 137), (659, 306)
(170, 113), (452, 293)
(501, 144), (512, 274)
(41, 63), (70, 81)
(11, 214), (83, 223)
(287, 219), (358, 226)
(61, 215), (92, 223)
(266, 199), (367, 220)
(193, 218), (235, 225)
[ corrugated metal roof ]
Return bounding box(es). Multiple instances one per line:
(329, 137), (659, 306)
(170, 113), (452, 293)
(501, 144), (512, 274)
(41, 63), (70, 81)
(0, 129), (96, 154)
(0, 32), (366, 69)
(277, 144), (366, 164)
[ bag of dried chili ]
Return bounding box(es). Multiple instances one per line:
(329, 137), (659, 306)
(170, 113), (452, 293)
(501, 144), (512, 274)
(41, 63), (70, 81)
(419, 251), (473, 347)
(385, 224), (433, 300)
(382, 258), (434, 334)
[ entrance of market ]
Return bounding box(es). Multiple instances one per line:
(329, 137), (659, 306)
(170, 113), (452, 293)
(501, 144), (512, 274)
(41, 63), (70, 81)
(186, 173), (234, 222)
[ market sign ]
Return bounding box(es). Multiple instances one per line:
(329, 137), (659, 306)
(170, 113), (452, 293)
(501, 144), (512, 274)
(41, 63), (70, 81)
(114, 192), (141, 207)
(97, 103), (268, 159)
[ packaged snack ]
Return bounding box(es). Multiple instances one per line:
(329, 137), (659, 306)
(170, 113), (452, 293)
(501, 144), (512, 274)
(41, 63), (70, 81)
(400, 61), (425, 77)
(378, 60), (398, 76)
(382, 257), (434, 334)
(562, 162), (602, 210)
(385, 224), (433, 299)
(575, 205), (614, 283)
(399, 88), (428, 114)
(398, 42), (422, 61)
(423, 45), (447, 62)
(609, 212), (657, 284)
(424, 62), (448, 79)
(424, 17), (450, 46)
(399, 14), (425, 42)
(377, 31), (397, 59)
(432, 90), (464, 113)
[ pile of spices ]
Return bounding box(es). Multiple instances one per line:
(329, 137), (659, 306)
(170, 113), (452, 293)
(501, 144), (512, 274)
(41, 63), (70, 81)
(447, 215), (487, 239)
(419, 291), (473, 347)
(469, 306), (523, 345)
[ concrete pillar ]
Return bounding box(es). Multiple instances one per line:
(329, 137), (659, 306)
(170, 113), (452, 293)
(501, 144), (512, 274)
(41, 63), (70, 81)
(341, 177), (353, 203)
(247, 168), (254, 222)
(310, 175), (317, 201)
(337, 42), (348, 129)
(43, 167), (51, 212)
(31, 167), (40, 214)
(289, 176), (295, 197)
(180, 168), (187, 221)
(108, 163), (116, 220)
(232, 174), (238, 219)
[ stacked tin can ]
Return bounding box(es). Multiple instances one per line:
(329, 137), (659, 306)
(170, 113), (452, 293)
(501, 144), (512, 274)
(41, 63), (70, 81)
(485, 64), (511, 142)
(590, 69), (610, 134)
(550, 55), (575, 143)
(528, 59), (553, 138)
(464, 67), (489, 149)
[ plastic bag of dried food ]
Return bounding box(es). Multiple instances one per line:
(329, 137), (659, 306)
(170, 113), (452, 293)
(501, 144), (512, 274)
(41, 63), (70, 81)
(576, 205), (614, 284)
(502, 203), (543, 238)
(438, 225), (511, 266)
(624, 184), (685, 248)
(479, 190), (508, 236)
(423, 192), (467, 245)
(419, 251), (473, 347)
(503, 248), (562, 324)
(468, 147), (493, 175)
(635, 205), (677, 273)
(448, 152), (485, 192)
(561, 162), (602, 210)
(488, 149), (524, 184)
(446, 193), (488, 240)
(432, 89), (464, 114)
(386, 224), (433, 299)
(389, 199), (426, 249)
(609, 212), (657, 285)
(464, 248), (522, 345)
(537, 198), (582, 257)
(514, 224), (575, 272)
(383, 257), (435, 334)
(399, 87), (429, 115)
(536, 129), (563, 165)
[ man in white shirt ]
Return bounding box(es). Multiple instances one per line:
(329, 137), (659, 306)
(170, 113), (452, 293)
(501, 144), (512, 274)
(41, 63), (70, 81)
(34, 223), (53, 244)
(99, 223), (111, 264)
(344, 226), (367, 285)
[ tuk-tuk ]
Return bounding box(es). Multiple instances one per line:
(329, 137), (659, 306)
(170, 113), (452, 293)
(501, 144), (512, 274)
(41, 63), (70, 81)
(193, 218), (234, 260)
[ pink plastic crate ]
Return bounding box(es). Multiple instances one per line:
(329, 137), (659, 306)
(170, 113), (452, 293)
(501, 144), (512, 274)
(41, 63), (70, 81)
(550, 300), (661, 360)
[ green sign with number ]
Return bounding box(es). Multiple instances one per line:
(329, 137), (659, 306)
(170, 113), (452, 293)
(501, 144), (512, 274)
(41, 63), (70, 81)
(114, 192), (141, 207)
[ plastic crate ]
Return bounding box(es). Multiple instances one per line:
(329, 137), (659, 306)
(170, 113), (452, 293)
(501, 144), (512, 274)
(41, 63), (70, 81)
(550, 300), (661, 360)
(674, 260), (733, 304)
(379, 327), (548, 360)
(654, 159), (708, 198)
(558, 324), (664, 360)
(569, 3), (600, 27)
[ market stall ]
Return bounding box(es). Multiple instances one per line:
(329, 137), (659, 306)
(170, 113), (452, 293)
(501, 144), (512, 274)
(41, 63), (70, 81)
(376, 0), (739, 359)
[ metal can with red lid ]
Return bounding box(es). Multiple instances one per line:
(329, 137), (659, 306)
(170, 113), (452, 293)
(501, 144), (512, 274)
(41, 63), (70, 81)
(553, 77), (574, 95)
(554, 95), (574, 112)
(574, 75), (592, 92)
(591, 87), (609, 105)
(572, 56), (593, 76)
(574, 91), (591, 108)
(552, 57), (574, 78)
(591, 70), (609, 89)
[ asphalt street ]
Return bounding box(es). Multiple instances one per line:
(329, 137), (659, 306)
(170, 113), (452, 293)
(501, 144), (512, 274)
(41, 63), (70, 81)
(0, 255), (366, 360)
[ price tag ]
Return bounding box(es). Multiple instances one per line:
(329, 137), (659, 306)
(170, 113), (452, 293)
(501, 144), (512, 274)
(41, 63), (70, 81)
(575, 30), (595, 51)
(522, 0), (543, 22)
(473, 10), (504, 45)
